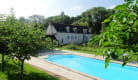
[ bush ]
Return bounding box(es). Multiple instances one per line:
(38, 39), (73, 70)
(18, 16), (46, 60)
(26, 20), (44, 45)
(62, 44), (80, 50)
(0, 72), (7, 80)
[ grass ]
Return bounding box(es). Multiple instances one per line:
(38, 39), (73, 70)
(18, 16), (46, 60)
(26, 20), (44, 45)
(57, 44), (138, 63)
(0, 55), (59, 80)
(57, 44), (104, 55)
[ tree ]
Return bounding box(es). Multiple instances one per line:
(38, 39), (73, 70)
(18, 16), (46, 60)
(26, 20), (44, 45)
(19, 17), (28, 25)
(8, 25), (47, 80)
(72, 7), (114, 34)
(6, 8), (17, 25)
(0, 15), (11, 72)
(90, 0), (138, 68)
(44, 12), (73, 28)
(28, 14), (45, 24)
(27, 15), (46, 29)
(72, 21), (89, 27)
(0, 9), (17, 72)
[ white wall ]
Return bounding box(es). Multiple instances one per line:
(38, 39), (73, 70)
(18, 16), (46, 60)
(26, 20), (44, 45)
(55, 32), (92, 44)
(46, 24), (57, 35)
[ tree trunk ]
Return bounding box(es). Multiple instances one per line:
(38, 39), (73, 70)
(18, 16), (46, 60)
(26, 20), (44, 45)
(20, 60), (24, 80)
(52, 39), (54, 51)
(1, 53), (5, 72)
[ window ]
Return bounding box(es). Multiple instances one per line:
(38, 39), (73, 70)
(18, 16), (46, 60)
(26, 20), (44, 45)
(75, 36), (77, 39)
(66, 26), (70, 32)
(67, 36), (70, 39)
(83, 29), (87, 34)
(73, 27), (77, 33)
(71, 35), (73, 39)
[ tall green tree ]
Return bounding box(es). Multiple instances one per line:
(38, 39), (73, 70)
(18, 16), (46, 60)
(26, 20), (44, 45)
(44, 12), (72, 28)
(18, 17), (29, 25)
(73, 7), (114, 34)
(90, 0), (138, 68)
(28, 14), (45, 24)
(8, 25), (47, 80)
(0, 14), (11, 72)
(0, 8), (17, 72)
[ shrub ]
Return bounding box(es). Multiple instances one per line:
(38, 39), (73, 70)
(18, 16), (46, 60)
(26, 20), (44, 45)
(62, 44), (80, 50)
(0, 72), (7, 80)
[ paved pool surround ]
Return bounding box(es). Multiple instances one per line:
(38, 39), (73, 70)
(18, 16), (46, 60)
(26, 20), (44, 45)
(26, 50), (138, 80)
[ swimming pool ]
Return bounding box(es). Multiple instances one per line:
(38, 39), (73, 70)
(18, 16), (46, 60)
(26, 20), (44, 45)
(45, 54), (138, 80)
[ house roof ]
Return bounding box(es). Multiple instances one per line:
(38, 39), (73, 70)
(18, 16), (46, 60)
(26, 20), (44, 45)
(50, 23), (91, 34)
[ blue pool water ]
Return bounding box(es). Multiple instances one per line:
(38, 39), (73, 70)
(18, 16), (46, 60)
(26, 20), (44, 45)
(45, 54), (138, 80)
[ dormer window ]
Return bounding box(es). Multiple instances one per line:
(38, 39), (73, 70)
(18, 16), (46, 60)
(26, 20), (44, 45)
(83, 29), (87, 34)
(73, 27), (77, 33)
(66, 26), (70, 32)
(89, 29), (91, 33)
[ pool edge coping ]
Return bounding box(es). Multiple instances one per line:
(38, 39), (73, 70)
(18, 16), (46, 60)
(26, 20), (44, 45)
(27, 49), (138, 80)
(42, 57), (103, 80)
(60, 49), (138, 68)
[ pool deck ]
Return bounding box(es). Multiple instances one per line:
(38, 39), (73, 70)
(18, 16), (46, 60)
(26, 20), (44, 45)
(26, 50), (138, 80)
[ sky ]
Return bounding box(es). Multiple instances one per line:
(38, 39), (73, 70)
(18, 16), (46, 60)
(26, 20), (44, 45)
(0, 0), (125, 18)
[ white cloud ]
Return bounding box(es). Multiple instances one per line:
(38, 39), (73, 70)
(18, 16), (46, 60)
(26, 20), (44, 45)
(108, 5), (116, 9)
(0, 0), (54, 18)
(69, 6), (83, 11)
(0, 0), (124, 18)
(0, 0), (12, 14)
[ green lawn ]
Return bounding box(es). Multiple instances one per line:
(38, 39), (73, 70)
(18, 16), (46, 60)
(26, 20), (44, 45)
(57, 44), (138, 63)
(57, 44), (104, 55)
(0, 55), (59, 80)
